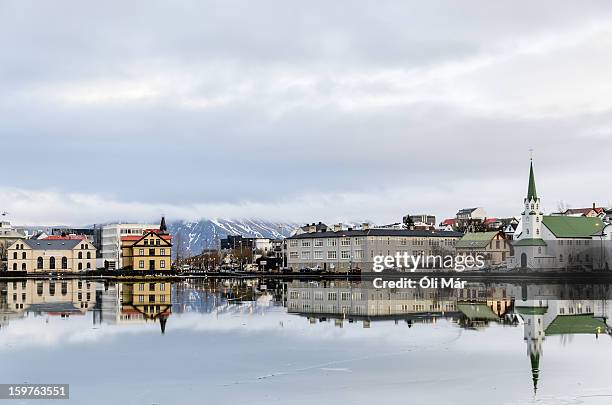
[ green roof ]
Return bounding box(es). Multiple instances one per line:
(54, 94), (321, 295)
(455, 231), (499, 249)
(516, 306), (548, 315)
(542, 216), (603, 238)
(545, 314), (607, 335)
(512, 238), (547, 247)
(457, 303), (499, 320)
(527, 161), (537, 201)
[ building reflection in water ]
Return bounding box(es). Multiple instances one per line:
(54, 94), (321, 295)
(285, 280), (612, 393)
(0, 279), (96, 329)
(2, 278), (612, 394)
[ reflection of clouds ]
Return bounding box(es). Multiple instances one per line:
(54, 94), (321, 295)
(0, 304), (463, 351)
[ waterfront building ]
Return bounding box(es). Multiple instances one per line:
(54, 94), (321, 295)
(285, 227), (462, 272)
(507, 161), (604, 270)
(455, 231), (510, 267)
(119, 282), (172, 333)
(7, 238), (96, 272)
(0, 221), (25, 270)
(101, 222), (157, 269)
(120, 217), (172, 271)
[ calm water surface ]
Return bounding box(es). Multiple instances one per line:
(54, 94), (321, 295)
(1, 278), (612, 405)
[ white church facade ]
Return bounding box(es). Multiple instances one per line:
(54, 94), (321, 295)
(507, 161), (604, 270)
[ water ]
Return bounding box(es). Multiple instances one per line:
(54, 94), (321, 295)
(1, 278), (612, 404)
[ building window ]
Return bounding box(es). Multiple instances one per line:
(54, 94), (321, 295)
(49, 257), (56, 270)
(144, 239), (149, 246)
(62, 257), (67, 269)
(86, 262), (91, 269)
(301, 251), (310, 260)
(21, 263), (26, 271)
(139, 248), (144, 255)
(22, 252), (26, 259)
(87, 252), (91, 259)
(314, 239), (323, 247)
(160, 249), (165, 255)
(78, 252), (83, 259)
(341, 250), (351, 259)
(289, 252), (298, 259)
(12, 252), (17, 259)
(37, 257), (43, 269)
(139, 260), (145, 269)
(156, 239), (160, 246)
(314, 251), (323, 259)
(139, 295), (145, 303)
(149, 248), (155, 256)
(301, 240), (311, 247)
(12, 263), (17, 270)
(341, 238), (351, 246)
(327, 251), (337, 259)
(354, 250), (363, 259)
(160, 260), (165, 268)
(327, 239), (337, 247)
(289, 240), (298, 247)
(78, 262), (83, 270)
(160, 283), (165, 291)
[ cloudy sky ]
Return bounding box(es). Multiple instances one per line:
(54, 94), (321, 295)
(2, 1), (612, 226)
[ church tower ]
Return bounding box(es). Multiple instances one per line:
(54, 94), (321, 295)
(519, 160), (544, 241)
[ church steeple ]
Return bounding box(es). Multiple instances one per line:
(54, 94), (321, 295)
(527, 160), (537, 201)
(530, 352), (540, 394)
(159, 215), (168, 235)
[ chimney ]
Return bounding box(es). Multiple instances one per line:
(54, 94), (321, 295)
(362, 223), (369, 230)
(308, 225), (316, 233)
(593, 202), (596, 209)
(333, 223), (342, 232)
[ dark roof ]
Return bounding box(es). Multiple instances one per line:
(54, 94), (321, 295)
(24, 239), (82, 250)
(457, 208), (478, 215)
(287, 228), (463, 239)
(527, 160), (538, 200)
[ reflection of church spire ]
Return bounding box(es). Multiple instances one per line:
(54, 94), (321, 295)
(160, 316), (167, 334)
(530, 352), (540, 394)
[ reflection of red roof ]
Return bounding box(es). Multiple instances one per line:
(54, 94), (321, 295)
(484, 218), (499, 224)
(44, 235), (87, 240)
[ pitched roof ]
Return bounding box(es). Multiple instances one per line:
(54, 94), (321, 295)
(24, 239), (82, 250)
(44, 235), (87, 240)
(287, 228), (463, 239)
(455, 231), (499, 249)
(527, 161), (538, 200)
(457, 303), (499, 320)
(545, 314), (607, 335)
(542, 216), (603, 238)
(512, 238), (547, 247)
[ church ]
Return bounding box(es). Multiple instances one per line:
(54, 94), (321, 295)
(506, 161), (604, 270)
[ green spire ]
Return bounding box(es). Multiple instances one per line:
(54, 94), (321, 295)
(527, 160), (538, 201)
(530, 352), (540, 394)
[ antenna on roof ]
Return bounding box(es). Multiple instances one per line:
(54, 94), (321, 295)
(1, 211), (8, 217)
(529, 148), (534, 161)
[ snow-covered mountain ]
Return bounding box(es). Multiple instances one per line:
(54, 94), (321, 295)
(168, 218), (300, 256)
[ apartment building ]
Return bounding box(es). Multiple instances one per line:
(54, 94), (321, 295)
(101, 222), (157, 269)
(285, 227), (463, 272)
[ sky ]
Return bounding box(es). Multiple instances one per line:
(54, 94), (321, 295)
(2, 0), (612, 226)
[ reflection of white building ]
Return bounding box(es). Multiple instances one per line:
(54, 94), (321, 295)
(101, 223), (157, 269)
(516, 297), (611, 393)
(508, 160), (604, 270)
(592, 223), (612, 271)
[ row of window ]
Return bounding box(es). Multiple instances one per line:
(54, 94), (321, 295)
(137, 248), (167, 256)
(12, 257), (92, 271)
(289, 237), (456, 248)
(137, 260), (166, 269)
(289, 250), (363, 260)
(143, 239), (163, 246)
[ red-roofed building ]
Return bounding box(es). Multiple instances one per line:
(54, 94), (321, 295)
(120, 217), (173, 271)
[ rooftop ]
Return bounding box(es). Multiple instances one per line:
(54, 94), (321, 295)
(287, 228), (463, 239)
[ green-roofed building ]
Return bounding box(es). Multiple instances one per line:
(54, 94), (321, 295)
(508, 160), (602, 270)
(455, 231), (510, 267)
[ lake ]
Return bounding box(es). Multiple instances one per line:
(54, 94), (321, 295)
(1, 278), (612, 404)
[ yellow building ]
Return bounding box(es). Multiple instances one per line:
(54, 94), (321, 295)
(7, 238), (96, 273)
(120, 282), (172, 333)
(120, 217), (172, 271)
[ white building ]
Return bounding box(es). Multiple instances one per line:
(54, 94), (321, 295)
(507, 160), (604, 270)
(101, 223), (157, 269)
